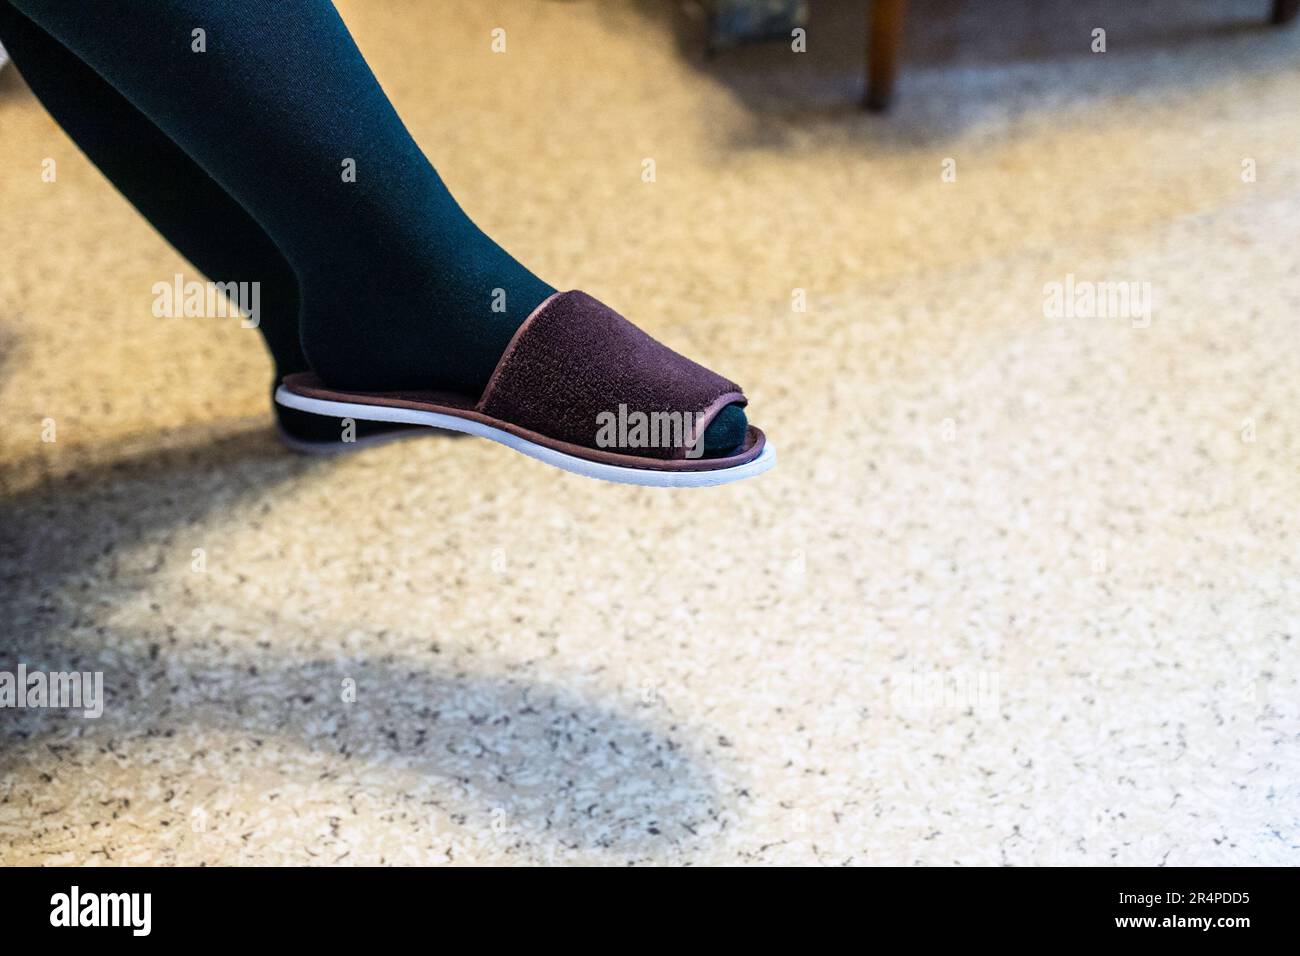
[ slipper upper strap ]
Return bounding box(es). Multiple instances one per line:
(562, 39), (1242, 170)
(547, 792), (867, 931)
(477, 290), (745, 460)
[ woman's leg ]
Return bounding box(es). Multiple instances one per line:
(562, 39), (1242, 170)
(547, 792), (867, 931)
(0, 1), (305, 376)
(7, 0), (551, 397)
(6, 0), (747, 450)
(0, 0), (436, 446)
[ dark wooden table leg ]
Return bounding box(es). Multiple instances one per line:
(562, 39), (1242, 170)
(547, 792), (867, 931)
(1273, 0), (1299, 25)
(865, 0), (907, 111)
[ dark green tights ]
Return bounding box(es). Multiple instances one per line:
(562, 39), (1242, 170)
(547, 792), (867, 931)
(0, 0), (747, 452)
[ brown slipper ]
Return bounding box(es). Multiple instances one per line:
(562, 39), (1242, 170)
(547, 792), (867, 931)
(275, 291), (774, 487)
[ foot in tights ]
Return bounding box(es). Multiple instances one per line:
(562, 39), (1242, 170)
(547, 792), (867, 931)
(3, 0), (749, 453)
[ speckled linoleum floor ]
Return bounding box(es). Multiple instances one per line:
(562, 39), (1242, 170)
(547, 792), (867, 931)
(1, 0), (1298, 865)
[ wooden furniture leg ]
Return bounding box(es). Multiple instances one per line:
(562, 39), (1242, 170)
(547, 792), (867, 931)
(865, 0), (907, 111)
(859, 1), (1292, 113)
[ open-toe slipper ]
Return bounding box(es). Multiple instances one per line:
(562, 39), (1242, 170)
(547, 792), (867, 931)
(274, 291), (775, 487)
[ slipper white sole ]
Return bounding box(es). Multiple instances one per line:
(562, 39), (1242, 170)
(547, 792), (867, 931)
(274, 386), (775, 488)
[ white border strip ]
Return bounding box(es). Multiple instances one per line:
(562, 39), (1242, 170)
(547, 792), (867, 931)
(274, 386), (775, 488)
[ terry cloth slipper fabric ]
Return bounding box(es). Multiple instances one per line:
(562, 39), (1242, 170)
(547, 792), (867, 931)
(275, 291), (775, 487)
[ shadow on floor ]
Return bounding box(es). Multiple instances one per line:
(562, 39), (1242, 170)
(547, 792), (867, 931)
(0, 59), (24, 100)
(0, 425), (726, 859)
